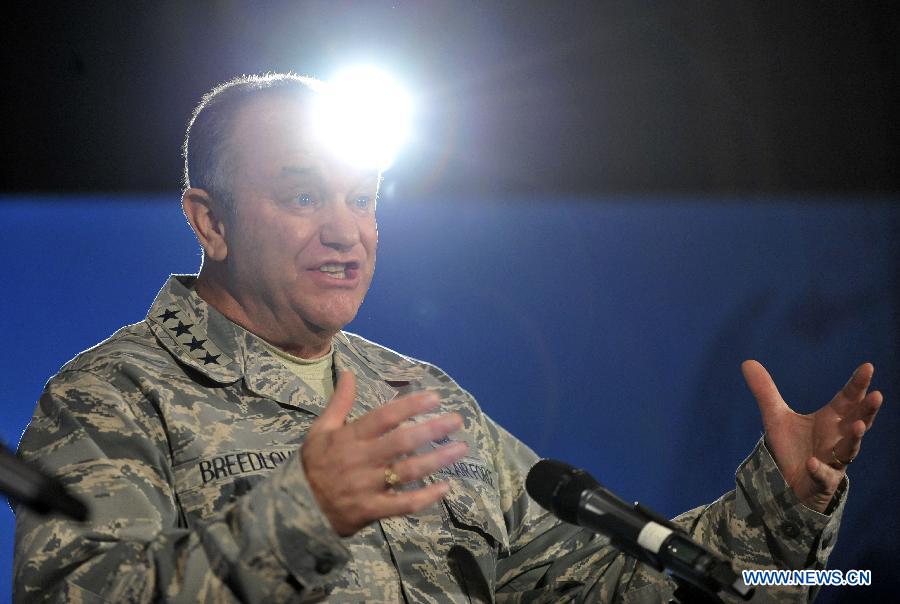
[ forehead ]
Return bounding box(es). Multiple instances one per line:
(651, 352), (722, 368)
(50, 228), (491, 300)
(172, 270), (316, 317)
(229, 93), (378, 185)
(231, 94), (316, 166)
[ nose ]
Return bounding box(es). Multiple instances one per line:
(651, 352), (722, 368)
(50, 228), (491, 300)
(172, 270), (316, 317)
(319, 200), (360, 251)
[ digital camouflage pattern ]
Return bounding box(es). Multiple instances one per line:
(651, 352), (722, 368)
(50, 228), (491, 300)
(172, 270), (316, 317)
(14, 275), (845, 603)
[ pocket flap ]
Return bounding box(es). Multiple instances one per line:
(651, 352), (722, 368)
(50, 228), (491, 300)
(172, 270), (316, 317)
(441, 471), (510, 553)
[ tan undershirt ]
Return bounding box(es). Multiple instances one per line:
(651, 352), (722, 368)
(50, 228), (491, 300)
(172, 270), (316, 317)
(260, 340), (335, 400)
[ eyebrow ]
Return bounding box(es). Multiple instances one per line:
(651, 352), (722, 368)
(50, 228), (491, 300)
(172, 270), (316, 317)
(280, 166), (320, 179)
(280, 165), (379, 188)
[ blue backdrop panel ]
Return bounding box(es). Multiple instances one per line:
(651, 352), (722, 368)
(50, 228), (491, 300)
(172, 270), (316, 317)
(1, 196), (896, 602)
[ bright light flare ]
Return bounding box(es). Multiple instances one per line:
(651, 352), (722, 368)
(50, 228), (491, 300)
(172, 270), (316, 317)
(311, 66), (413, 170)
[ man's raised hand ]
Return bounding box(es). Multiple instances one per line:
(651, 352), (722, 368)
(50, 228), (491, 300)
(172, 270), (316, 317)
(301, 371), (469, 536)
(742, 360), (883, 513)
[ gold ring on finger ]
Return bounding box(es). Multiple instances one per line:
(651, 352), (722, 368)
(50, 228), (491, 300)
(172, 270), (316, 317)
(831, 446), (855, 467)
(384, 466), (400, 489)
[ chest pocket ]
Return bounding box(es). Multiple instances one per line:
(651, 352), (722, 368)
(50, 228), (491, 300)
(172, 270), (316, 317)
(432, 466), (510, 601)
(438, 459), (510, 554)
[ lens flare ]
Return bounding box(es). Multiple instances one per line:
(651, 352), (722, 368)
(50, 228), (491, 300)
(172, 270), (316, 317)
(311, 66), (413, 170)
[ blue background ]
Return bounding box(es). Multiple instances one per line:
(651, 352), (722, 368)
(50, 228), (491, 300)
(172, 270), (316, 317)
(2, 196), (897, 602)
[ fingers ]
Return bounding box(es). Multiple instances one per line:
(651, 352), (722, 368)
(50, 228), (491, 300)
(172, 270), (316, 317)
(800, 456), (845, 513)
(742, 360), (789, 422)
(827, 380), (881, 471)
(311, 371), (357, 434)
(356, 441), (469, 492)
(832, 364), (881, 435)
(386, 440), (469, 487)
(302, 381), (467, 536)
(830, 419), (866, 468)
(860, 390), (883, 430)
(353, 420), (468, 490)
(841, 363), (874, 402)
(372, 481), (451, 518)
(351, 391), (440, 440)
(371, 413), (464, 463)
(806, 457), (836, 492)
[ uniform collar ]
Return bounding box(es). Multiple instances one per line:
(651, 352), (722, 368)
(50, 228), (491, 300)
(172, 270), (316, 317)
(146, 275), (242, 383)
(147, 275), (405, 417)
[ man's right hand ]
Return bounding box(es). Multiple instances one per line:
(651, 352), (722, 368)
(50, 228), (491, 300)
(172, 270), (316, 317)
(301, 371), (469, 536)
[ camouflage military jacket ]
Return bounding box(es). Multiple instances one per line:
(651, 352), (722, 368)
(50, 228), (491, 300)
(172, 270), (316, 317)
(14, 275), (845, 603)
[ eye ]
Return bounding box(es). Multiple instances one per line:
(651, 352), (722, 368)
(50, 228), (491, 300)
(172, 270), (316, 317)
(296, 193), (313, 207)
(354, 195), (371, 209)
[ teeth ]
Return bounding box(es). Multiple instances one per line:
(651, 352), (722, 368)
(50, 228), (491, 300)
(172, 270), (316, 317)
(319, 263), (347, 279)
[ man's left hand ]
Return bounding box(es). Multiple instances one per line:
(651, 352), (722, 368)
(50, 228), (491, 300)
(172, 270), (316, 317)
(742, 360), (883, 513)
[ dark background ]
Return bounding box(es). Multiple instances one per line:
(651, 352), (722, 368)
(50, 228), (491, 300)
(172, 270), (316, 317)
(3, 1), (898, 198)
(2, 2), (898, 603)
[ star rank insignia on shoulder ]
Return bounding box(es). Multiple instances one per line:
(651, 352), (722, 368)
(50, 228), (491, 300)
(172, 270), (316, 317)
(157, 308), (178, 323)
(187, 336), (206, 351)
(173, 321), (193, 336)
(151, 304), (232, 368)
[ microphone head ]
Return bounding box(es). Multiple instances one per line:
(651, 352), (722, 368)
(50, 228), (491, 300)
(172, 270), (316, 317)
(526, 459), (599, 524)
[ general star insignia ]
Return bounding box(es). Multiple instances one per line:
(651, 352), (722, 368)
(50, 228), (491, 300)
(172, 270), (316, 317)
(173, 321), (193, 337)
(187, 337), (206, 351)
(157, 309), (178, 323)
(202, 352), (221, 365)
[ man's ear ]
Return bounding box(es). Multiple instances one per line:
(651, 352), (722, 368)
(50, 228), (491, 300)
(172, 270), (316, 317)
(182, 188), (228, 261)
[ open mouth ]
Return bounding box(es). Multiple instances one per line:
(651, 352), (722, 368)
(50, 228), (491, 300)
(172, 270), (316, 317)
(316, 261), (360, 280)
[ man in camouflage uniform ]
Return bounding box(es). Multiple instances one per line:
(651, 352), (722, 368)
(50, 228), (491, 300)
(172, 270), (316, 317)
(13, 74), (883, 603)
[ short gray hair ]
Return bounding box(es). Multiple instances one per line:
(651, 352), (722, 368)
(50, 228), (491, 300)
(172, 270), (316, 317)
(182, 73), (323, 207)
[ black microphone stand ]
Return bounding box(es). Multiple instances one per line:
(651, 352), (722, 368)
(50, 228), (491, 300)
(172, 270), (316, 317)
(669, 577), (727, 604)
(1, 441), (88, 521)
(629, 503), (748, 604)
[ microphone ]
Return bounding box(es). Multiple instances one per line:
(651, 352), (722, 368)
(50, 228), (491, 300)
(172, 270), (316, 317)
(1, 442), (89, 521)
(526, 459), (752, 601)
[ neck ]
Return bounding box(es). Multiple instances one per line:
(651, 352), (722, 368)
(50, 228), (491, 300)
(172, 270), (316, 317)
(195, 271), (335, 359)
